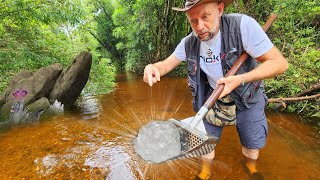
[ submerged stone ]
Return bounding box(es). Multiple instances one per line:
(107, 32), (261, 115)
(134, 121), (181, 163)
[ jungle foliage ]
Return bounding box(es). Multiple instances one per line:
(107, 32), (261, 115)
(232, 0), (320, 118)
(0, 0), (319, 117)
(0, 0), (116, 95)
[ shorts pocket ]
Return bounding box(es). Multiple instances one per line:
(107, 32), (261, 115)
(263, 92), (268, 107)
(241, 81), (262, 108)
(262, 122), (268, 138)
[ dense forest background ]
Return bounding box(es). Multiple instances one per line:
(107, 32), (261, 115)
(0, 0), (319, 117)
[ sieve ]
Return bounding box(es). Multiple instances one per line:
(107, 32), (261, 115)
(166, 118), (218, 160)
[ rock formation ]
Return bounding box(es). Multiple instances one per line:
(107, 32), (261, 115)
(0, 51), (92, 122)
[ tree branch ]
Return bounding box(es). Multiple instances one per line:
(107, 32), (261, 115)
(268, 93), (320, 103)
(88, 31), (108, 49)
(97, 0), (113, 22)
(296, 82), (320, 97)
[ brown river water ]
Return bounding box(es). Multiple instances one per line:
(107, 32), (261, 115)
(0, 73), (319, 179)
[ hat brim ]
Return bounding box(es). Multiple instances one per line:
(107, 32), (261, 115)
(172, 0), (233, 12)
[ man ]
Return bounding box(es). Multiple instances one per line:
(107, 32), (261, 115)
(143, 0), (288, 179)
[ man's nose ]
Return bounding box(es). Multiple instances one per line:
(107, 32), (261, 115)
(196, 20), (205, 31)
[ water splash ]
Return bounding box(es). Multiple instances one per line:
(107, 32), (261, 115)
(9, 101), (30, 124)
(48, 100), (64, 115)
(34, 154), (60, 176)
(9, 89), (30, 125)
(8, 89), (45, 125)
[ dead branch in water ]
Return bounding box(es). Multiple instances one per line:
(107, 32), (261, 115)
(296, 82), (320, 97)
(268, 81), (320, 110)
(268, 93), (320, 103)
(268, 94), (320, 109)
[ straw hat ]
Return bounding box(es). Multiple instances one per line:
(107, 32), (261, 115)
(172, 0), (233, 11)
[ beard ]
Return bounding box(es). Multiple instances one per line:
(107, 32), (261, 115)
(205, 24), (218, 40)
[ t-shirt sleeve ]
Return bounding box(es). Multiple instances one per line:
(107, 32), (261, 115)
(240, 15), (274, 58)
(172, 37), (187, 61)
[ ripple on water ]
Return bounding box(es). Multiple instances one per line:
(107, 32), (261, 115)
(32, 136), (141, 179)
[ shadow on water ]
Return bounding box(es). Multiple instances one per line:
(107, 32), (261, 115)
(0, 74), (319, 179)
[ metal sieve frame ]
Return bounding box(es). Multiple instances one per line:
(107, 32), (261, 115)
(166, 119), (218, 161)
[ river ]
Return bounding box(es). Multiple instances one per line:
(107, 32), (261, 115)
(0, 73), (319, 179)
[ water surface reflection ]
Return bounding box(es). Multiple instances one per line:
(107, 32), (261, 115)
(0, 74), (319, 179)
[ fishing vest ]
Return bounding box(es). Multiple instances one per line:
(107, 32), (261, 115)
(185, 13), (265, 112)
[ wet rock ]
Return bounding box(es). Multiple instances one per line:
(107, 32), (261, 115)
(0, 103), (11, 121)
(49, 51), (92, 107)
(0, 77), (34, 121)
(5, 76), (35, 105)
(0, 70), (33, 104)
(26, 97), (50, 113)
(2, 64), (62, 105)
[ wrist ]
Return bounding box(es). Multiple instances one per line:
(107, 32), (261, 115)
(240, 74), (247, 86)
(146, 63), (154, 68)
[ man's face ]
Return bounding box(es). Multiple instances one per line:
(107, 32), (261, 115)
(186, 2), (224, 41)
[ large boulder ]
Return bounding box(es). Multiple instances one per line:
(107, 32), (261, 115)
(33, 63), (63, 102)
(0, 94), (5, 109)
(3, 64), (63, 105)
(8, 70), (33, 86)
(0, 64), (63, 119)
(26, 97), (50, 113)
(4, 76), (34, 104)
(0, 70), (33, 104)
(49, 51), (92, 107)
(0, 51), (92, 122)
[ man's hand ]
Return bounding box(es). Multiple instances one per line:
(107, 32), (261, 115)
(142, 55), (182, 86)
(217, 47), (288, 98)
(143, 64), (161, 86)
(216, 75), (243, 98)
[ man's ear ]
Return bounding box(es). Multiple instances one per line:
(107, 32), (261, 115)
(218, 2), (225, 17)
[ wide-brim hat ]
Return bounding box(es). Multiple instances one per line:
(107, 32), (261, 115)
(172, 0), (233, 12)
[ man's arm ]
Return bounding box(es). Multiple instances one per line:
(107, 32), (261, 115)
(143, 54), (182, 86)
(243, 46), (288, 82)
(217, 46), (288, 98)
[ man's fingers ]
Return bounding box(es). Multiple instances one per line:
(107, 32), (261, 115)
(143, 64), (161, 87)
(143, 74), (148, 83)
(154, 69), (161, 81)
(152, 77), (158, 84)
(217, 78), (225, 85)
(147, 73), (153, 86)
(219, 93), (226, 99)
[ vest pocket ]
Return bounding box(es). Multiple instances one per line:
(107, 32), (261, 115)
(187, 57), (198, 112)
(223, 49), (238, 67)
(241, 81), (262, 108)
